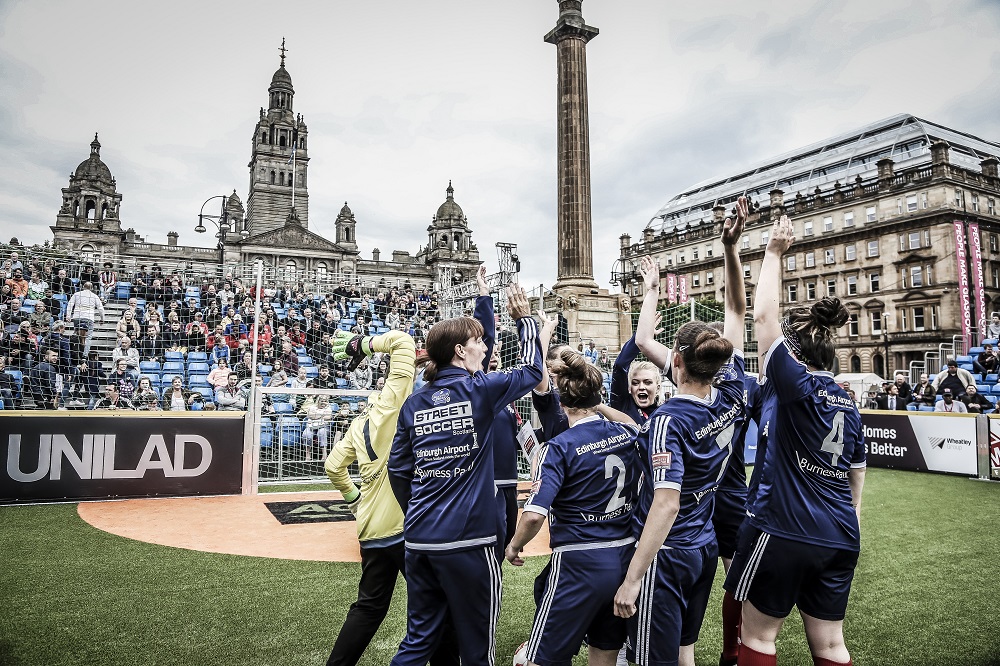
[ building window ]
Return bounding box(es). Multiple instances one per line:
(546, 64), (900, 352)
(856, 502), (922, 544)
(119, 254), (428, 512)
(994, 268), (999, 289)
(845, 244), (856, 261)
(913, 306), (926, 331)
(743, 264), (752, 278)
(896, 198), (903, 215)
(847, 276), (858, 295)
(989, 198), (996, 215)
(706, 271), (714, 284)
(926, 265), (932, 285)
(871, 312), (883, 335)
(921, 192), (928, 209)
(804, 220), (814, 236)
(843, 211), (854, 228)
(807, 282), (816, 300)
(870, 273), (881, 292)
(848, 314), (859, 337)
(867, 240), (879, 257)
(851, 355), (862, 372)
(955, 189), (965, 207)
(906, 194), (918, 212)
(911, 266), (923, 288)
(908, 231), (921, 250)
(786, 255), (796, 271)
(678, 252), (685, 263)
(706, 245), (713, 258)
(827, 279), (837, 297)
(823, 216), (834, 232)
(931, 306), (938, 330)
(972, 194), (980, 212)
(693, 248), (699, 260)
(788, 284), (798, 302)
(805, 251), (816, 268)
(901, 309), (908, 331)
(825, 249), (835, 264)
(741, 235), (750, 250)
(760, 231), (770, 247)
(692, 274), (700, 287)
(866, 206), (877, 223)
(923, 229), (931, 247)
(991, 234), (999, 253)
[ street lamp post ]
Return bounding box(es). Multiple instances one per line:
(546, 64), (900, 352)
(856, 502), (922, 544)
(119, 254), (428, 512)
(883, 312), (892, 378)
(196, 194), (249, 278)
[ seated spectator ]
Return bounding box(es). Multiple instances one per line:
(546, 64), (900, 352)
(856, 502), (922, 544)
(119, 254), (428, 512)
(933, 360), (974, 397)
(5, 267), (28, 299)
(224, 313), (249, 340)
(351, 358), (372, 391)
(961, 384), (993, 414)
(28, 302), (52, 334)
(875, 385), (908, 411)
(27, 348), (59, 409)
(145, 307), (162, 334)
(313, 365), (336, 389)
(92, 383), (135, 411)
(162, 376), (199, 411)
(210, 336), (230, 365)
(163, 321), (187, 354)
(207, 357), (231, 390)
(233, 351), (256, 382)
(139, 326), (164, 363)
(27, 270), (48, 301)
(0, 355), (17, 407)
(301, 394), (334, 460)
(287, 322), (306, 347)
(935, 388), (968, 413)
(107, 358), (137, 402)
(990, 314), (1000, 340)
(914, 372), (936, 406)
(583, 340), (599, 364)
(186, 313), (209, 351)
(216, 372), (246, 411)
(7, 327), (35, 369)
(98, 262), (118, 303)
(79, 263), (99, 287)
(975, 343), (999, 381)
(1, 297), (24, 333)
(67, 352), (104, 408)
(112, 336), (140, 369)
(116, 310), (141, 341)
(268, 359), (288, 387)
(892, 373), (912, 401)
(332, 402), (354, 444)
(51, 269), (72, 295)
(251, 320), (272, 350)
(278, 339), (299, 374)
(133, 376), (162, 411)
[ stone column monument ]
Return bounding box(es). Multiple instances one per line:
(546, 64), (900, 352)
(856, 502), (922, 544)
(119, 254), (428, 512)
(545, 0), (632, 349)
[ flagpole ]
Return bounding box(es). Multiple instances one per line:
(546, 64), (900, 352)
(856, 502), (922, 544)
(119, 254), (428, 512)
(291, 143), (296, 211)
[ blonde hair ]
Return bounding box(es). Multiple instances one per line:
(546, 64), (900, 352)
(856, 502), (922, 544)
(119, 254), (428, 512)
(628, 360), (661, 387)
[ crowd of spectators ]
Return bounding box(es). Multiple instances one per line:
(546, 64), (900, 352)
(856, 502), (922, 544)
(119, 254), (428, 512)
(863, 360), (997, 413)
(0, 252), (452, 412)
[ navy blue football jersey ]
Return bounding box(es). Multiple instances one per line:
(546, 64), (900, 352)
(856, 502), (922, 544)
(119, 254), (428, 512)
(524, 415), (639, 548)
(633, 352), (747, 549)
(745, 374), (774, 517)
(494, 404), (520, 487)
(610, 336), (656, 424)
(717, 374), (759, 495)
(749, 337), (866, 551)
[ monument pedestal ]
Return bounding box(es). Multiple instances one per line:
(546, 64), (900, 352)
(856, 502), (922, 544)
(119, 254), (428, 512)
(554, 285), (634, 351)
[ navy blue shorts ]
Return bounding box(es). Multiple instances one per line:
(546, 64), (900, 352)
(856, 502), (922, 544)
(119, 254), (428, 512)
(526, 544), (630, 666)
(712, 489), (747, 560)
(724, 525), (859, 621)
(627, 543), (719, 666)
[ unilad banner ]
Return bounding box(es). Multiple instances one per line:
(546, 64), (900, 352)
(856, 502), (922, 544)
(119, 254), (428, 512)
(0, 414), (245, 502)
(861, 411), (977, 476)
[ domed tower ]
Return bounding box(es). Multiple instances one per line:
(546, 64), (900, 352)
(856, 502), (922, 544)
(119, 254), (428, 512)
(245, 39), (310, 236)
(423, 181), (481, 282)
(335, 202), (358, 251)
(51, 133), (125, 254)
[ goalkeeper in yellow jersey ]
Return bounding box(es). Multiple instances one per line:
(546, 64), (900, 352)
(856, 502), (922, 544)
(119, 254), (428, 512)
(324, 329), (457, 666)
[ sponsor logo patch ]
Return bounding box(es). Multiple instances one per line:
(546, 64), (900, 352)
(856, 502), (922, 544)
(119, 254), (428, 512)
(652, 452), (672, 469)
(432, 389), (451, 405)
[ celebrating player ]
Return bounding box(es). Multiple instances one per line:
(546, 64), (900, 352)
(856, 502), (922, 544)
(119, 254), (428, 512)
(387, 284), (543, 666)
(322, 329), (458, 666)
(614, 203), (748, 666)
(506, 348), (638, 666)
(725, 215), (866, 666)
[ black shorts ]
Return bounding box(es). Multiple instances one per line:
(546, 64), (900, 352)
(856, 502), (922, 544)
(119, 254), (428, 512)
(712, 490), (747, 560)
(723, 525), (858, 621)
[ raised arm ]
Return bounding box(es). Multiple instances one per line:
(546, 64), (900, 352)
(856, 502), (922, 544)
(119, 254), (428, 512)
(635, 256), (670, 368)
(483, 285), (543, 408)
(473, 266), (496, 372)
(721, 196), (749, 349)
(753, 214), (795, 354)
(534, 308), (558, 393)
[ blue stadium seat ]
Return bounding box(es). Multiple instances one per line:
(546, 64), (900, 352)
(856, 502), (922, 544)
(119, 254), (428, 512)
(297, 355), (313, 367)
(959, 363), (974, 373)
(969, 347), (985, 356)
(187, 362), (210, 375)
(987, 374), (999, 384)
(5, 370), (23, 398)
(273, 402), (295, 414)
(984, 339), (999, 346)
(162, 361), (184, 374)
(187, 351), (208, 362)
(115, 283), (131, 300)
(259, 364), (272, 374)
(990, 384), (1000, 395)
(977, 384), (991, 394)
(304, 367), (319, 379)
(335, 378), (348, 388)
(189, 401), (204, 411)
(918, 405), (934, 412)
(956, 355), (973, 364)
(259, 421), (274, 448)
(141, 373), (160, 388)
(164, 351), (184, 362)
(277, 415), (301, 448)
(986, 395), (999, 404)
(139, 361), (160, 373)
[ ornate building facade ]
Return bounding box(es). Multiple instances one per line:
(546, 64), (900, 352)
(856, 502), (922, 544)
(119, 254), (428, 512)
(615, 114), (1000, 378)
(50, 44), (481, 292)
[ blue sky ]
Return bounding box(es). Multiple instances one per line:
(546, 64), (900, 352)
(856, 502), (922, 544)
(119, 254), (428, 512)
(1, 0), (998, 290)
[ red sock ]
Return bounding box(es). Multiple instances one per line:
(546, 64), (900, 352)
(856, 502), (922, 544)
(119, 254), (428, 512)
(721, 590), (742, 660)
(738, 643), (776, 666)
(812, 657), (851, 666)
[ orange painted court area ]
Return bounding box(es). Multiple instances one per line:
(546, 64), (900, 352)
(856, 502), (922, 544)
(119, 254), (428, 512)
(77, 489), (552, 562)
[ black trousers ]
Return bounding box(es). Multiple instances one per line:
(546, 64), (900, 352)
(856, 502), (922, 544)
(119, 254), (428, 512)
(327, 541), (459, 666)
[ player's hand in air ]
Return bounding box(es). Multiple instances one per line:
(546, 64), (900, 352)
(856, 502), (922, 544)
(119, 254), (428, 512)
(722, 195), (749, 247)
(537, 309), (557, 336)
(506, 284), (531, 320)
(476, 265), (490, 297)
(767, 214), (795, 255)
(639, 256), (659, 291)
(332, 330), (374, 371)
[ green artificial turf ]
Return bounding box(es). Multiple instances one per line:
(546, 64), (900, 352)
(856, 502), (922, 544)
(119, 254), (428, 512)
(1, 468), (998, 665)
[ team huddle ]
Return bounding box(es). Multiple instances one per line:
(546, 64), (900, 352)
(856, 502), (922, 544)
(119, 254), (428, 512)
(323, 196), (867, 666)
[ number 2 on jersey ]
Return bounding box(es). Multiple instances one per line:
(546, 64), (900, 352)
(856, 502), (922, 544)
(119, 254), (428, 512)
(604, 454), (627, 513)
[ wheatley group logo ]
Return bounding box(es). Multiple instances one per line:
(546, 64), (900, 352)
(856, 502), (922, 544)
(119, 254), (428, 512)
(0, 416), (244, 502)
(928, 436), (974, 451)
